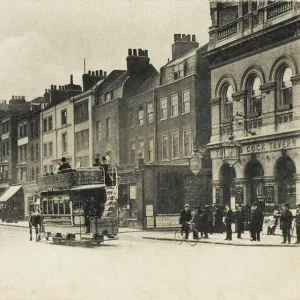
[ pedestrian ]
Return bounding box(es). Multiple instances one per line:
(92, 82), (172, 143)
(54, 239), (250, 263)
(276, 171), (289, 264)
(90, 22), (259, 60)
(224, 204), (234, 241)
(294, 209), (300, 244)
(250, 203), (264, 242)
(202, 206), (210, 238)
(179, 204), (192, 239)
(192, 206), (202, 239)
(280, 203), (293, 244)
(235, 205), (245, 239)
(214, 205), (224, 233)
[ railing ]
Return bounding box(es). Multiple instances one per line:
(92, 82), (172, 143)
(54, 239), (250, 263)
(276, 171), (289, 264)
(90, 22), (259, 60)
(267, 1), (293, 20)
(217, 21), (238, 41)
(210, 2), (297, 43)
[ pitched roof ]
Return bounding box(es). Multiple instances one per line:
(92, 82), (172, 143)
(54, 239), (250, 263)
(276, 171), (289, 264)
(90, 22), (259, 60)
(99, 71), (128, 94)
(135, 66), (160, 94)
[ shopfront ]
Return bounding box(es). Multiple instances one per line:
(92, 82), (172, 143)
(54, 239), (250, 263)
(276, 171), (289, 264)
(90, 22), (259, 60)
(211, 135), (300, 212)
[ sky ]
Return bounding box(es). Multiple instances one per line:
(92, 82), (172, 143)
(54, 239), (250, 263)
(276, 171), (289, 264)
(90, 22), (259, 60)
(0, 0), (211, 101)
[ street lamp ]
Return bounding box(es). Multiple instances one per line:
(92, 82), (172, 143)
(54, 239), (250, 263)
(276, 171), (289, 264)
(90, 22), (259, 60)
(222, 112), (255, 167)
(188, 143), (204, 175)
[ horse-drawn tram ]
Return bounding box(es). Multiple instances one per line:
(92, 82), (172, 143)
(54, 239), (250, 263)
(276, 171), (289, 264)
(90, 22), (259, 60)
(37, 167), (119, 245)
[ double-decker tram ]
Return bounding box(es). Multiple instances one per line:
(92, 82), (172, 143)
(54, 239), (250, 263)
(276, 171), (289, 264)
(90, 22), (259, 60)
(38, 167), (118, 245)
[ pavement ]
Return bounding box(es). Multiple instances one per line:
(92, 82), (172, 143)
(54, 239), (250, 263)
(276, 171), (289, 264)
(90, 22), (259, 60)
(1, 220), (299, 247)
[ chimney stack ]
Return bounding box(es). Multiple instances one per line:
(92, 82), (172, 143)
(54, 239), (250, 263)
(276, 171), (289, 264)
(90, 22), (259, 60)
(172, 33), (199, 60)
(126, 48), (150, 77)
(144, 50), (148, 57)
(133, 49), (137, 56)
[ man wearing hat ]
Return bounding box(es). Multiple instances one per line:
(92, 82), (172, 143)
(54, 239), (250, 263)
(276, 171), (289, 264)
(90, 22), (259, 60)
(235, 205), (245, 239)
(280, 203), (293, 244)
(224, 204), (234, 241)
(179, 204), (192, 239)
(250, 203), (264, 241)
(58, 157), (71, 172)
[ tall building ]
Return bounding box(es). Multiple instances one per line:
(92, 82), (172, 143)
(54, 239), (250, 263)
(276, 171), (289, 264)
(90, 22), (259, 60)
(17, 98), (43, 218)
(205, 1), (300, 211)
(41, 76), (81, 172)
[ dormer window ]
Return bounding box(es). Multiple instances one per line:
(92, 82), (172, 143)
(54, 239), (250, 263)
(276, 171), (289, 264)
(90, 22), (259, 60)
(174, 63), (185, 80)
(105, 91), (113, 102)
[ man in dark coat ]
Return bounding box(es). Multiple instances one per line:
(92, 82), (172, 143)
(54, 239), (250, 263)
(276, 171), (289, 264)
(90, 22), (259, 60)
(179, 204), (192, 239)
(214, 205), (224, 233)
(202, 206), (210, 238)
(280, 203), (293, 244)
(250, 203), (264, 241)
(294, 209), (300, 244)
(58, 157), (71, 172)
(235, 205), (245, 239)
(224, 204), (234, 241)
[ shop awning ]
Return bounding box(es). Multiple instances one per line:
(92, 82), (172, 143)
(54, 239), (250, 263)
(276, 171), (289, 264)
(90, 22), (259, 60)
(70, 184), (106, 191)
(0, 185), (22, 203)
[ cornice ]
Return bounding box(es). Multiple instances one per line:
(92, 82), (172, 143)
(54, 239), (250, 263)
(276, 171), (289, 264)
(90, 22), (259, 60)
(291, 74), (300, 85)
(232, 90), (247, 101)
(259, 82), (277, 94)
(209, 97), (220, 106)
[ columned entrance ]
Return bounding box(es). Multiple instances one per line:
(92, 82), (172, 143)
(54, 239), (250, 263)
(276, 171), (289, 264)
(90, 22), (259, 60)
(275, 156), (296, 207)
(219, 163), (236, 206)
(245, 160), (264, 210)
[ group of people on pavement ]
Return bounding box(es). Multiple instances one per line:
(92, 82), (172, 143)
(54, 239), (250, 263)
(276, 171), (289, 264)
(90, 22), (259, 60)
(180, 202), (300, 244)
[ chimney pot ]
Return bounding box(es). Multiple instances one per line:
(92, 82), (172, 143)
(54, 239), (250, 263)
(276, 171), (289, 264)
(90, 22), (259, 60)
(96, 70), (99, 76)
(144, 50), (148, 57)
(70, 74), (73, 85)
(100, 70), (103, 76)
(51, 85), (54, 90)
(192, 34), (196, 42)
(128, 49), (132, 56)
(59, 85), (61, 90)
(88, 70), (91, 75)
(92, 71), (95, 76)
(22, 96), (25, 100)
(138, 49), (143, 56)
(133, 49), (137, 56)
(187, 34), (191, 41)
(12, 96), (14, 99)
(174, 34), (177, 42)
(104, 71), (107, 76)
(45, 89), (47, 93)
(54, 85), (57, 90)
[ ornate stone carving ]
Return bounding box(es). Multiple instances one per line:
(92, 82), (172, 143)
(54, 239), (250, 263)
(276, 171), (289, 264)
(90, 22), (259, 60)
(232, 90), (247, 102)
(259, 82), (277, 94)
(291, 74), (300, 85)
(209, 97), (220, 106)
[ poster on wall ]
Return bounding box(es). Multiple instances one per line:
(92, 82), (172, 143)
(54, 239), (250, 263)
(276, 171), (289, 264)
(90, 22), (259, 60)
(146, 204), (153, 217)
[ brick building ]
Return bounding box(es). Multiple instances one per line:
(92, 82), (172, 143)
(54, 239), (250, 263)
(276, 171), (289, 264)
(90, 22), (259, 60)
(206, 1), (300, 212)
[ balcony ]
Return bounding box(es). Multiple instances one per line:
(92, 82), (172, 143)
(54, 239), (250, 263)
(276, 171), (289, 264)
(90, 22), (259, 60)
(209, 1), (298, 48)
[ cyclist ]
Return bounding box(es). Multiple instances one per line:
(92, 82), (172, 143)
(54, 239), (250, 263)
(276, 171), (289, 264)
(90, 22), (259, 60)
(179, 204), (192, 239)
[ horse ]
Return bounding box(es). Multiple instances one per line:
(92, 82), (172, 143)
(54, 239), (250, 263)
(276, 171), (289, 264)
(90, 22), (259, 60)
(29, 210), (42, 242)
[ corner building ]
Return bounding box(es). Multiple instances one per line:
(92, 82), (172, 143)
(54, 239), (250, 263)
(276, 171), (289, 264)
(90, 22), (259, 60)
(206, 1), (300, 211)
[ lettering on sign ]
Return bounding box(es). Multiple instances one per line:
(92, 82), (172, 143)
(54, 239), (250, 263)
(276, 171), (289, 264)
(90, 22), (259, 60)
(215, 138), (297, 157)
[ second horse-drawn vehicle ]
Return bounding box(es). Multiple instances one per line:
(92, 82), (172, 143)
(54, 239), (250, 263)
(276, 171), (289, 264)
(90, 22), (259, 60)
(37, 166), (119, 245)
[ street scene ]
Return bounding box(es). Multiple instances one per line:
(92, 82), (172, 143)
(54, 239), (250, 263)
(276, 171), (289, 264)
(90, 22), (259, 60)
(1, 0), (300, 299)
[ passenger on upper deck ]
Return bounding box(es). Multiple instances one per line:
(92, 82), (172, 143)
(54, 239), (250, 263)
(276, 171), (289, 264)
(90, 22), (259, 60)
(58, 157), (72, 172)
(93, 158), (102, 167)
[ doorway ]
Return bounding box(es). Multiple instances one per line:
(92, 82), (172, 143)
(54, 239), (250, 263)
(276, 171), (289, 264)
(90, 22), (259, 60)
(220, 163), (236, 206)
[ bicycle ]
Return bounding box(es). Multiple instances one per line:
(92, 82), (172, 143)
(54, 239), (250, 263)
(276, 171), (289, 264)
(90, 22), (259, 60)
(174, 222), (199, 246)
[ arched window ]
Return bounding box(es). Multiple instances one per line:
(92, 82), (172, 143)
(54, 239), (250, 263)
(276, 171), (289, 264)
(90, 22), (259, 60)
(222, 84), (233, 120)
(279, 67), (293, 107)
(247, 76), (262, 116)
(106, 118), (111, 140)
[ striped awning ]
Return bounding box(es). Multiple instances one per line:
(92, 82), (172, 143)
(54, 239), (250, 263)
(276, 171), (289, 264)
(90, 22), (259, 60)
(0, 185), (22, 203)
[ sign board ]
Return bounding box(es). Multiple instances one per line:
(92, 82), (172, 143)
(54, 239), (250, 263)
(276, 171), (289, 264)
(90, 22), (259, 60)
(146, 217), (154, 229)
(155, 215), (180, 228)
(146, 204), (153, 217)
(130, 185), (137, 200)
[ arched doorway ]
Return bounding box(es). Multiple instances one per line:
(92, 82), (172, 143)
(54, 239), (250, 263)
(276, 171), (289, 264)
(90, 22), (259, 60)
(275, 156), (296, 207)
(245, 160), (264, 210)
(220, 163), (236, 206)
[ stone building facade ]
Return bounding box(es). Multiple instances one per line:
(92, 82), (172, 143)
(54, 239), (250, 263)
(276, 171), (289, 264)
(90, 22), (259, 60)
(206, 1), (300, 212)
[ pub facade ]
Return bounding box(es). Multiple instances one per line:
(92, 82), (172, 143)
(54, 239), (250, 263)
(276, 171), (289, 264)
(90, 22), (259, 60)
(206, 1), (300, 211)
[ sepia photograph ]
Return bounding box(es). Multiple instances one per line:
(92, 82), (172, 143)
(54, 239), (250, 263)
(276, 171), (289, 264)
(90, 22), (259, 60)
(0, 1), (299, 299)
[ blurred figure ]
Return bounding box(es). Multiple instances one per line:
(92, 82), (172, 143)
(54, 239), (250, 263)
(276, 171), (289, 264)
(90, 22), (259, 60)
(224, 204), (234, 241)
(280, 203), (293, 244)
(294, 209), (300, 244)
(250, 203), (264, 242)
(179, 204), (192, 239)
(235, 205), (245, 239)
